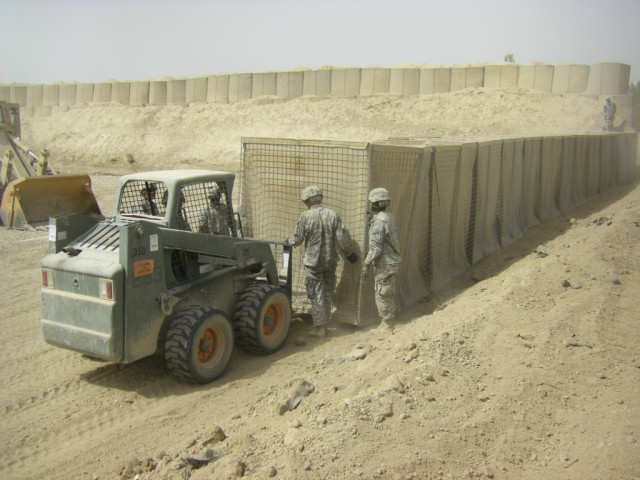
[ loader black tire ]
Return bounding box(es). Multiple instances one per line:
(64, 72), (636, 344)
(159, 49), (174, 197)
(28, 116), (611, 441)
(165, 306), (234, 384)
(233, 284), (292, 355)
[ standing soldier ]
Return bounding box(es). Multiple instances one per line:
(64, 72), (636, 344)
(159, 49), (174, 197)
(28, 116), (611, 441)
(604, 98), (616, 131)
(286, 186), (359, 338)
(362, 188), (402, 331)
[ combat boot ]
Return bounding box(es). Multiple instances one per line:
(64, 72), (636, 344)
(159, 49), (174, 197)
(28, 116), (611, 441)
(309, 325), (327, 339)
(377, 319), (394, 334)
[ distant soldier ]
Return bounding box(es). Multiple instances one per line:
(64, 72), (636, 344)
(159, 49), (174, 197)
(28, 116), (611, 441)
(362, 188), (402, 331)
(286, 186), (359, 338)
(604, 98), (616, 131)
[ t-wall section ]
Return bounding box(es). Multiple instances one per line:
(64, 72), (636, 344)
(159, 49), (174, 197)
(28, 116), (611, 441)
(0, 63), (631, 113)
(240, 133), (637, 325)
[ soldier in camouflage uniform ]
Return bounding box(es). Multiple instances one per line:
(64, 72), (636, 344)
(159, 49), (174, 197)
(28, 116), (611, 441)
(362, 188), (402, 330)
(133, 183), (158, 215)
(603, 98), (616, 131)
(286, 186), (358, 338)
(198, 185), (231, 235)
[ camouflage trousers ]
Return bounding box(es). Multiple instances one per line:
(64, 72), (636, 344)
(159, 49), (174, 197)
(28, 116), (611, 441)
(304, 266), (337, 327)
(374, 263), (399, 322)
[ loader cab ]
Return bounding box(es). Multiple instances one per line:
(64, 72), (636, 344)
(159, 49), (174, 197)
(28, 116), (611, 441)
(116, 170), (238, 236)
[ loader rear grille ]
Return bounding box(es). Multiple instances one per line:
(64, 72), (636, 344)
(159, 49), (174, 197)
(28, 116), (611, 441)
(72, 223), (120, 252)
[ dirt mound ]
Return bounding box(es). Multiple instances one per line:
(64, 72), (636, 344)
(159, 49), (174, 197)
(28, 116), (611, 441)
(22, 88), (606, 175)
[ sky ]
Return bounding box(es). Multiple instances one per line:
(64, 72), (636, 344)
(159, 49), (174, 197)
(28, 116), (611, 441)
(1, 0), (639, 85)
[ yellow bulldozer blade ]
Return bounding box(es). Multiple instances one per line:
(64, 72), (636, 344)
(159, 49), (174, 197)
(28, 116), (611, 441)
(0, 174), (103, 229)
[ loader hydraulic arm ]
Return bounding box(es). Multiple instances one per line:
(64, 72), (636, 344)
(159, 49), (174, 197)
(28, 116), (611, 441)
(2, 132), (54, 182)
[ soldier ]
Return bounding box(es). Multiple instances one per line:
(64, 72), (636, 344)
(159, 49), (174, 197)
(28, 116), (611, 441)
(198, 185), (231, 235)
(362, 187), (402, 331)
(604, 98), (616, 131)
(286, 186), (359, 338)
(133, 183), (158, 215)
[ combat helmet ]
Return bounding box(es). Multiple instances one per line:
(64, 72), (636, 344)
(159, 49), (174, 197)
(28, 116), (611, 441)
(368, 187), (391, 204)
(301, 185), (322, 202)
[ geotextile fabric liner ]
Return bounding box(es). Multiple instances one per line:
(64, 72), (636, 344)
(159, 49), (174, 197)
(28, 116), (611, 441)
(240, 133), (637, 326)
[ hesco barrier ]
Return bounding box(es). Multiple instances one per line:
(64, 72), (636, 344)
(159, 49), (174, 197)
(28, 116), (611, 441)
(240, 133), (638, 326)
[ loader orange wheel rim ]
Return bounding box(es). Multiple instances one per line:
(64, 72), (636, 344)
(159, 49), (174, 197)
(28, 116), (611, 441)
(263, 304), (283, 336)
(197, 328), (218, 363)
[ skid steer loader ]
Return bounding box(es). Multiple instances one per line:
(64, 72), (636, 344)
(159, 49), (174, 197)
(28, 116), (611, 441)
(41, 169), (293, 383)
(0, 101), (102, 229)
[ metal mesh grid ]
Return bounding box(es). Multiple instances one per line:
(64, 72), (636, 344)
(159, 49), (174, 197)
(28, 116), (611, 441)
(239, 133), (637, 326)
(118, 179), (235, 235)
(241, 138), (369, 319)
(119, 180), (166, 217)
(366, 144), (431, 322)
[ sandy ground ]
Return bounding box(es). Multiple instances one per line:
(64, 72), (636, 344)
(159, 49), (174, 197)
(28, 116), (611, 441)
(1, 89), (639, 480)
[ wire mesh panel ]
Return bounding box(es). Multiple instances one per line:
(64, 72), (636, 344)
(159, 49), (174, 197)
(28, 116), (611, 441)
(457, 143), (477, 269)
(501, 137), (526, 245)
(522, 137), (542, 227)
(119, 180), (166, 217)
(472, 140), (503, 263)
(180, 181), (234, 235)
(611, 133), (637, 186)
(238, 133), (637, 328)
(367, 144), (431, 323)
(586, 135), (602, 199)
(598, 135), (613, 194)
(430, 145), (471, 292)
(558, 136), (578, 213)
(574, 135), (590, 206)
(241, 137), (369, 323)
(539, 136), (563, 221)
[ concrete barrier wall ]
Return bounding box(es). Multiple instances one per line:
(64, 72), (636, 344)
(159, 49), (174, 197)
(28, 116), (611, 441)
(1, 63), (631, 114)
(149, 81), (167, 105)
(93, 83), (111, 103)
(9, 85), (27, 106)
(77, 83), (94, 104)
(130, 82), (149, 105)
(27, 85), (42, 107)
(485, 65), (519, 88)
(587, 63), (631, 96)
(111, 82), (130, 105)
(186, 77), (207, 103)
(43, 85), (59, 107)
(167, 79), (186, 104)
(208, 75), (229, 103)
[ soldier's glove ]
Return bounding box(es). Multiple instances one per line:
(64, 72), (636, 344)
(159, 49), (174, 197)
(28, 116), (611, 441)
(346, 252), (358, 264)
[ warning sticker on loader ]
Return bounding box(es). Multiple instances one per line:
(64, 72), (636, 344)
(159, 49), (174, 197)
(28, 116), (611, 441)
(133, 259), (155, 277)
(149, 234), (159, 252)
